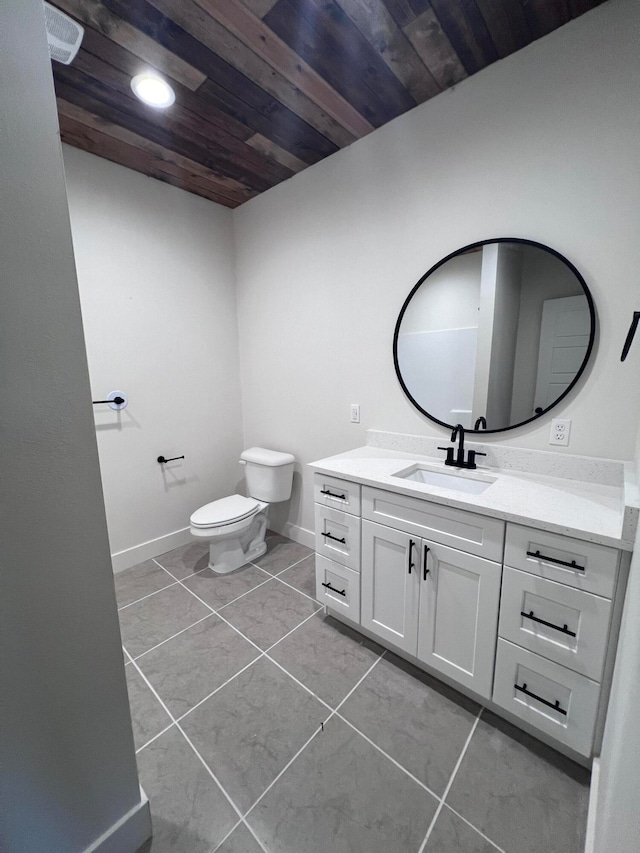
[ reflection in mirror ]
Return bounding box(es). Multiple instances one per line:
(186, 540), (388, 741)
(394, 240), (594, 433)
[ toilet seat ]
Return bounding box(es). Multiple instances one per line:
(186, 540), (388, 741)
(190, 494), (261, 529)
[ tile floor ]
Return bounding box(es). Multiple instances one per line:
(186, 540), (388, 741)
(117, 532), (590, 853)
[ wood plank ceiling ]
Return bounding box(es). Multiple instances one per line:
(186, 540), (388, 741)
(51, 0), (606, 208)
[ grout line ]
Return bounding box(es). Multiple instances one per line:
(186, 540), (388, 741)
(264, 608), (320, 653)
(117, 578), (180, 611)
(176, 654), (264, 723)
(249, 551), (312, 577)
(134, 722), (175, 754)
(332, 650), (386, 714)
(216, 576), (275, 611)
(442, 804), (507, 853)
(417, 708), (483, 853)
(127, 655), (269, 853)
(334, 710), (440, 799)
(123, 646), (133, 663)
(210, 819), (243, 853)
(271, 571), (320, 604)
(264, 654), (334, 714)
(243, 712), (333, 821)
(243, 650), (385, 821)
(131, 613), (215, 661)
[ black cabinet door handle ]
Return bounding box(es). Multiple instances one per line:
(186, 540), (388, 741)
(521, 610), (577, 638)
(320, 489), (346, 500)
(526, 550), (585, 572)
(621, 311), (640, 361)
(515, 682), (567, 716)
(408, 539), (415, 574)
(423, 545), (430, 580)
(321, 531), (346, 544)
(321, 581), (346, 597)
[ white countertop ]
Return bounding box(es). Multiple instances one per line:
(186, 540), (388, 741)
(309, 445), (639, 550)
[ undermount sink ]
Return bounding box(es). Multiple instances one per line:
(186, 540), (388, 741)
(392, 463), (496, 494)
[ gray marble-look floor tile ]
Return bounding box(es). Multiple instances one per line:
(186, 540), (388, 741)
(276, 553), (317, 599)
(119, 584), (210, 658)
(136, 727), (238, 853)
(215, 823), (264, 853)
(155, 541), (209, 579)
(247, 715), (438, 853)
(424, 806), (499, 852)
(125, 664), (173, 750)
(221, 579), (319, 649)
(447, 711), (590, 853)
(137, 615), (261, 718)
(252, 532), (312, 575)
(340, 652), (479, 796)
(269, 612), (382, 707)
(182, 564), (270, 610)
(181, 657), (326, 812)
(114, 559), (174, 608)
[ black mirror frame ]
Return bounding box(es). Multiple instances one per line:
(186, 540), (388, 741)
(392, 237), (596, 435)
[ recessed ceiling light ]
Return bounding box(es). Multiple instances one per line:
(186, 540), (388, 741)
(131, 73), (175, 109)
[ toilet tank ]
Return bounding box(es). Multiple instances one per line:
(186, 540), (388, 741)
(240, 447), (295, 502)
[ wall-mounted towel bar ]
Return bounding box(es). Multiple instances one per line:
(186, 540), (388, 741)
(92, 390), (127, 410)
(621, 311), (640, 361)
(158, 455), (184, 464)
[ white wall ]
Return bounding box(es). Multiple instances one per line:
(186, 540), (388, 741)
(63, 146), (244, 569)
(233, 0), (640, 539)
(0, 2), (147, 850)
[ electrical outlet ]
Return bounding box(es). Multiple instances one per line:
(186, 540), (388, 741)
(549, 418), (571, 446)
(350, 403), (360, 423)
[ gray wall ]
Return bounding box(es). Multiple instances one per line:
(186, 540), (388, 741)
(0, 2), (144, 850)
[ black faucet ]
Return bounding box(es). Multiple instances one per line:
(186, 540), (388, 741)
(474, 416), (487, 430)
(438, 423), (487, 470)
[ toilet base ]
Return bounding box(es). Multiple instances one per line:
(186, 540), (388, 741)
(203, 511), (268, 574)
(208, 539), (267, 574)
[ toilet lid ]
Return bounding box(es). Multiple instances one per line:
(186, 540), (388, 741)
(190, 495), (261, 529)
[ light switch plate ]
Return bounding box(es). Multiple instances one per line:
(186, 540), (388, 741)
(550, 418), (571, 446)
(350, 403), (360, 423)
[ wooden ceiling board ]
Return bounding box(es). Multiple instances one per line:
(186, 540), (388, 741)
(50, 0), (606, 207)
(189, 0), (371, 138)
(102, 0), (340, 162)
(331, 0), (440, 103)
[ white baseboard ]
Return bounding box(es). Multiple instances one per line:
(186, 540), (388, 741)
(84, 786), (151, 852)
(276, 521), (315, 550)
(111, 527), (192, 573)
(584, 756), (600, 853)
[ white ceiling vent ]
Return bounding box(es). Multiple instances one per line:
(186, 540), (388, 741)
(44, 2), (84, 65)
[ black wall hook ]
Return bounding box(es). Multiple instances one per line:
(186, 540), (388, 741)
(157, 455), (185, 464)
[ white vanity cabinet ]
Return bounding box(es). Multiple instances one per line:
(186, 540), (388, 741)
(312, 471), (625, 760)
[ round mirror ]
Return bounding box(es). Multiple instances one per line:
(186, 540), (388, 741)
(393, 239), (595, 434)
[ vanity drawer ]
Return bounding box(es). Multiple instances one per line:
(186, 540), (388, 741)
(362, 486), (504, 562)
(315, 555), (361, 623)
(314, 474), (361, 516)
(504, 524), (619, 598)
(493, 639), (600, 757)
(499, 567), (612, 680)
(314, 504), (361, 571)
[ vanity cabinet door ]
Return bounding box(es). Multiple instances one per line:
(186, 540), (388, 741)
(361, 520), (420, 655)
(417, 542), (502, 701)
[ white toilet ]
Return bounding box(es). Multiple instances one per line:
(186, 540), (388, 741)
(189, 447), (295, 574)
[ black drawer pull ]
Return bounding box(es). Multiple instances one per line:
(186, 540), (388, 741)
(521, 610), (577, 638)
(423, 545), (430, 580)
(320, 489), (346, 500)
(321, 531), (346, 544)
(408, 539), (415, 574)
(321, 581), (346, 597)
(526, 549), (585, 572)
(514, 682), (567, 716)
